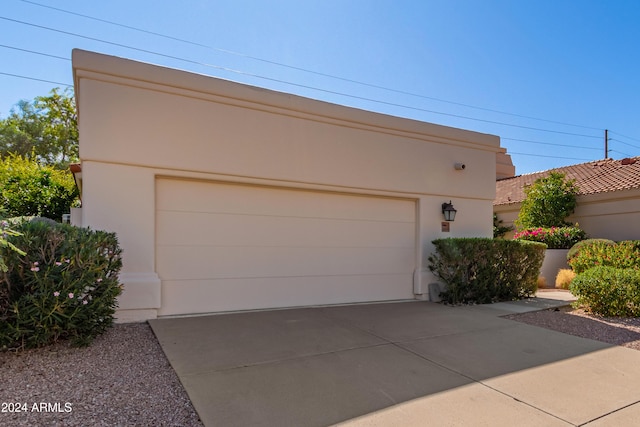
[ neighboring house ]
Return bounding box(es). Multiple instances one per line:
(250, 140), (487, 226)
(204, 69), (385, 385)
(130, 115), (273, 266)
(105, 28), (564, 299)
(72, 49), (506, 322)
(494, 157), (640, 240)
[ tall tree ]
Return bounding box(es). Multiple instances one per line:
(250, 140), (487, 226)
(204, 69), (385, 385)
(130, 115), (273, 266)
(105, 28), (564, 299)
(515, 172), (579, 229)
(0, 88), (78, 169)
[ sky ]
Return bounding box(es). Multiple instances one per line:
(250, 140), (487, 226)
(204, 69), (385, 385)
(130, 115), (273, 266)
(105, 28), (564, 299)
(1, 0), (639, 175)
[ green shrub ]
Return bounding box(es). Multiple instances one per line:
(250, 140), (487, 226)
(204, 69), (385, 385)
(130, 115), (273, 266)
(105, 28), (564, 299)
(567, 238), (616, 262)
(0, 219), (122, 350)
(428, 238), (545, 304)
(570, 267), (640, 317)
(0, 155), (78, 221)
(569, 240), (640, 274)
(515, 172), (579, 229)
(513, 226), (587, 249)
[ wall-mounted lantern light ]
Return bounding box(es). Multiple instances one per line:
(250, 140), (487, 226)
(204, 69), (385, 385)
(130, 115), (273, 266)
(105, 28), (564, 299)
(442, 201), (457, 222)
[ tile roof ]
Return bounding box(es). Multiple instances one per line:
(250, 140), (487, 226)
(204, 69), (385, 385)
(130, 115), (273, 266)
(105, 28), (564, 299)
(494, 157), (640, 206)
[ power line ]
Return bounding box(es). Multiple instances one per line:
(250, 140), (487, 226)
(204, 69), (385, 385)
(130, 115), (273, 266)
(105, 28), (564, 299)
(502, 137), (602, 151)
(609, 136), (640, 149)
(509, 151), (593, 161)
(610, 149), (634, 158)
(610, 130), (640, 144)
(0, 17), (214, 69)
(19, 0), (605, 132)
(19, 0), (212, 49)
(0, 17), (606, 140)
(0, 43), (70, 61)
(0, 71), (71, 87)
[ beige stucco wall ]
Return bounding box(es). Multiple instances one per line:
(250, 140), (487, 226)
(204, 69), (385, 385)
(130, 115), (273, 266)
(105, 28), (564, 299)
(496, 149), (516, 180)
(494, 188), (640, 241)
(570, 190), (640, 241)
(73, 49), (503, 321)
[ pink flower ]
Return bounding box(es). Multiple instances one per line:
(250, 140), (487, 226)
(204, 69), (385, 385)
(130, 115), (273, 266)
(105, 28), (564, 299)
(64, 259), (70, 263)
(68, 293), (74, 299)
(82, 300), (88, 305)
(55, 261), (62, 266)
(53, 291), (60, 297)
(96, 278), (103, 283)
(30, 266), (40, 272)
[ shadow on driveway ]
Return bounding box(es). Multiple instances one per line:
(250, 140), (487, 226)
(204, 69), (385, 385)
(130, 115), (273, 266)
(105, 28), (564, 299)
(149, 301), (640, 426)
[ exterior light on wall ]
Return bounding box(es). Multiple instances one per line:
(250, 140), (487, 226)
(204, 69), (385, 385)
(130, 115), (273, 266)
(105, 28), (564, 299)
(442, 201), (457, 222)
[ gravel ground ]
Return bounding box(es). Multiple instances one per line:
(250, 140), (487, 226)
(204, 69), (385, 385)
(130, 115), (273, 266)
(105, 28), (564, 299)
(0, 323), (203, 427)
(505, 306), (640, 351)
(2, 306), (639, 427)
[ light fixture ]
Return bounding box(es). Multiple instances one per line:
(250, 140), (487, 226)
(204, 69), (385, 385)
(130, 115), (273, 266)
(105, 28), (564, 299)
(442, 201), (457, 222)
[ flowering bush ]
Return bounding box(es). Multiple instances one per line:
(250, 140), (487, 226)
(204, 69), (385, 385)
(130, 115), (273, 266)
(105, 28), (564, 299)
(569, 240), (640, 274)
(567, 238), (615, 262)
(0, 219), (122, 350)
(513, 226), (587, 249)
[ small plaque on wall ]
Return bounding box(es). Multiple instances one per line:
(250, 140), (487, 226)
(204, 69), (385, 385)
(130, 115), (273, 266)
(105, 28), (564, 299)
(441, 222), (450, 232)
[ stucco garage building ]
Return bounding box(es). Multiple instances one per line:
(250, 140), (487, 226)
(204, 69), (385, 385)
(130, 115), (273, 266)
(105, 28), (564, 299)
(72, 49), (505, 321)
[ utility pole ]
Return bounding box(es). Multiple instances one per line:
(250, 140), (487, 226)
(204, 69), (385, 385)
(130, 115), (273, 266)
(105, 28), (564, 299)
(605, 129), (609, 159)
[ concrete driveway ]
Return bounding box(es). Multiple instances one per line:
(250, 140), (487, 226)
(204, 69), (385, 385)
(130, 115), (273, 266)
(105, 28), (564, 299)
(149, 294), (640, 426)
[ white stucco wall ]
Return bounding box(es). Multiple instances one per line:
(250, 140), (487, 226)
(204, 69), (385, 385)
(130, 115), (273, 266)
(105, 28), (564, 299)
(73, 49), (503, 321)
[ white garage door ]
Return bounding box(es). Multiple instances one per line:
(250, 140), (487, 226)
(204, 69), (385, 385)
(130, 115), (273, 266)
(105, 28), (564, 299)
(155, 178), (416, 316)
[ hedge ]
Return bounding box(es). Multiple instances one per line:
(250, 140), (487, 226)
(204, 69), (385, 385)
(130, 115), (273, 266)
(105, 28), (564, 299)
(428, 238), (545, 304)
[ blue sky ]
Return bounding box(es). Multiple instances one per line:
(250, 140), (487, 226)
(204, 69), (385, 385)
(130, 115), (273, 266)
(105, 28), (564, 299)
(1, 0), (639, 175)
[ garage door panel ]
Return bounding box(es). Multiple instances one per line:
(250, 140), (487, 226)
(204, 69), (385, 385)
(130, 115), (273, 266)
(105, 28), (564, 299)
(156, 178), (416, 315)
(156, 179), (414, 223)
(158, 274), (415, 316)
(156, 245), (415, 280)
(156, 210), (415, 248)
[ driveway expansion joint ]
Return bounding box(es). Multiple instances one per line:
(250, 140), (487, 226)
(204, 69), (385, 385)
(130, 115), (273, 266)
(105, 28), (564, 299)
(179, 342), (395, 377)
(578, 399), (640, 426)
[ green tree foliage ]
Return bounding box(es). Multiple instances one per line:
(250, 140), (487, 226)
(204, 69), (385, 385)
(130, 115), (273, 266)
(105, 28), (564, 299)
(0, 88), (78, 169)
(515, 172), (579, 229)
(0, 155), (78, 220)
